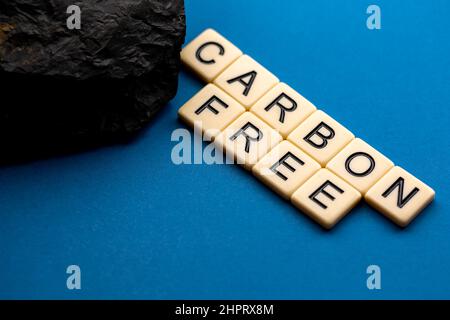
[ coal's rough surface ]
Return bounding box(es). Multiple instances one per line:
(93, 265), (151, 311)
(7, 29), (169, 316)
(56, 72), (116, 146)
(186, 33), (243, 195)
(0, 0), (185, 162)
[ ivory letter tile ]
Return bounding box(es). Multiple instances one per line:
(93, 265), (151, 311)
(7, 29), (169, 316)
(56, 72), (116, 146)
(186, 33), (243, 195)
(214, 112), (282, 170)
(327, 138), (394, 194)
(181, 29), (243, 82)
(178, 84), (245, 139)
(250, 83), (316, 138)
(365, 166), (435, 227)
(253, 141), (321, 199)
(214, 55), (279, 109)
(287, 111), (354, 166)
(291, 169), (361, 229)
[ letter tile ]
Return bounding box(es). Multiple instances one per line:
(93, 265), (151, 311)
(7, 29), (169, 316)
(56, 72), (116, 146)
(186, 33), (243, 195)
(291, 169), (361, 229)
(181, 29), (243, 82)
(214, 112), (282, 170)
(178, 84), (245, 139)
(250, 83), (316, 138)
(253, 141), (321, 200)
(365, 166), (435, 227)
(326, 138), (394, 194)
(214, 55), (279, 109)
(287, 110), (355, 166)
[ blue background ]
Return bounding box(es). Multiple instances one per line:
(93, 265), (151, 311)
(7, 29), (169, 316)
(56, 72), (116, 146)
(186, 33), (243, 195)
(1, 0), (449, 299)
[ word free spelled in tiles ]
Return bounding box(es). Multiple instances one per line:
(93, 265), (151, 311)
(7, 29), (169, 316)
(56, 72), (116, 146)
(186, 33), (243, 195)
(179, 28), (435, 229)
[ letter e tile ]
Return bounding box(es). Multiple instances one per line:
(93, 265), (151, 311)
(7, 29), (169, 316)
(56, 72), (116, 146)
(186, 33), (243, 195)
(291, 169), (361, 229)
(253, 141), (321, 200)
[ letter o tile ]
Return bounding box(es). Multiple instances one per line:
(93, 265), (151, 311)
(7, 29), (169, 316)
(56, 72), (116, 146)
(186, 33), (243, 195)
(327, 138), (394, 195)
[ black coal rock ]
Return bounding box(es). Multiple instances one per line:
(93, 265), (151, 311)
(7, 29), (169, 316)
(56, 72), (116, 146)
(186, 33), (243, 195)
(0, 0), (185, 162)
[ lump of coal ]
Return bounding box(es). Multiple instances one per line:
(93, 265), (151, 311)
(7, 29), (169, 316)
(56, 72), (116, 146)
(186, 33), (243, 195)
(0, 0), (185, 162)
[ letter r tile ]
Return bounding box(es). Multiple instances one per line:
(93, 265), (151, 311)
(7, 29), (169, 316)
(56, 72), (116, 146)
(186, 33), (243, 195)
(250, 83), (317, 138)
(365, 166), (435, 227)
(214, 112), (283, 170)
(287, 110), (355, 166)
(291, 169), (361, 229)
(181, 29), (243, 82)
(178, 84), (245, 140)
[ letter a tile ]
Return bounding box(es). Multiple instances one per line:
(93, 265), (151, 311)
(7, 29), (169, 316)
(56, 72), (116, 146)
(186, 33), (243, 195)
(214, 55), (279, 109)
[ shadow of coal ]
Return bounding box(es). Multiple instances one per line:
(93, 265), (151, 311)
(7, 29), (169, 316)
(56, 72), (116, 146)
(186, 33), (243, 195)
(0, 71), (172, 166)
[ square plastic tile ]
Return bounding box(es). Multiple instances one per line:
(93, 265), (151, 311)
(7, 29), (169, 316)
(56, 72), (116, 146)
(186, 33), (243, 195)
(291, 169), (361, 229)
(365, 166), (435, 227)
(178, 84), (245, 140)
(327, 138), (394, 194)
(181, 29), (243, 82)
(214, 55), (279, 109)
(250, 83), (316, 138)
(253, 141), (321, 199)
(214, 112), (282, 170)
(287, 110), (355, 166)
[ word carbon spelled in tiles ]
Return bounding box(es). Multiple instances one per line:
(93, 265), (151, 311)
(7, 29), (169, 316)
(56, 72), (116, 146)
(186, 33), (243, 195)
(179, 29), (435, 229)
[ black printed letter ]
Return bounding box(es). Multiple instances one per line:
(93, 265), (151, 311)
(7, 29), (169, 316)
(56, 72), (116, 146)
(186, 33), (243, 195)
(195, 42), (225, 64)
(345, 152), (376, 177)
(227, 71), (257, 96)
(382, 177), (419, 208)
(195, 95), (228, 115)
(270, 152), (305, 181)
(230, 122), (263, 153)
(309, 180), (344, 209)
(303, 122), (335, 149)
(264, 93), (297, 123)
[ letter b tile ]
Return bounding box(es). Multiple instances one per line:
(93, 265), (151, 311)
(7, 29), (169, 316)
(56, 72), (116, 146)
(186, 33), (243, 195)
(214, 112), (283, 170)
(181, 29), (243, 82)
(287, 111), (355, 166)
(291, 169), (361, 229)
(365, 166), (435, 227)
